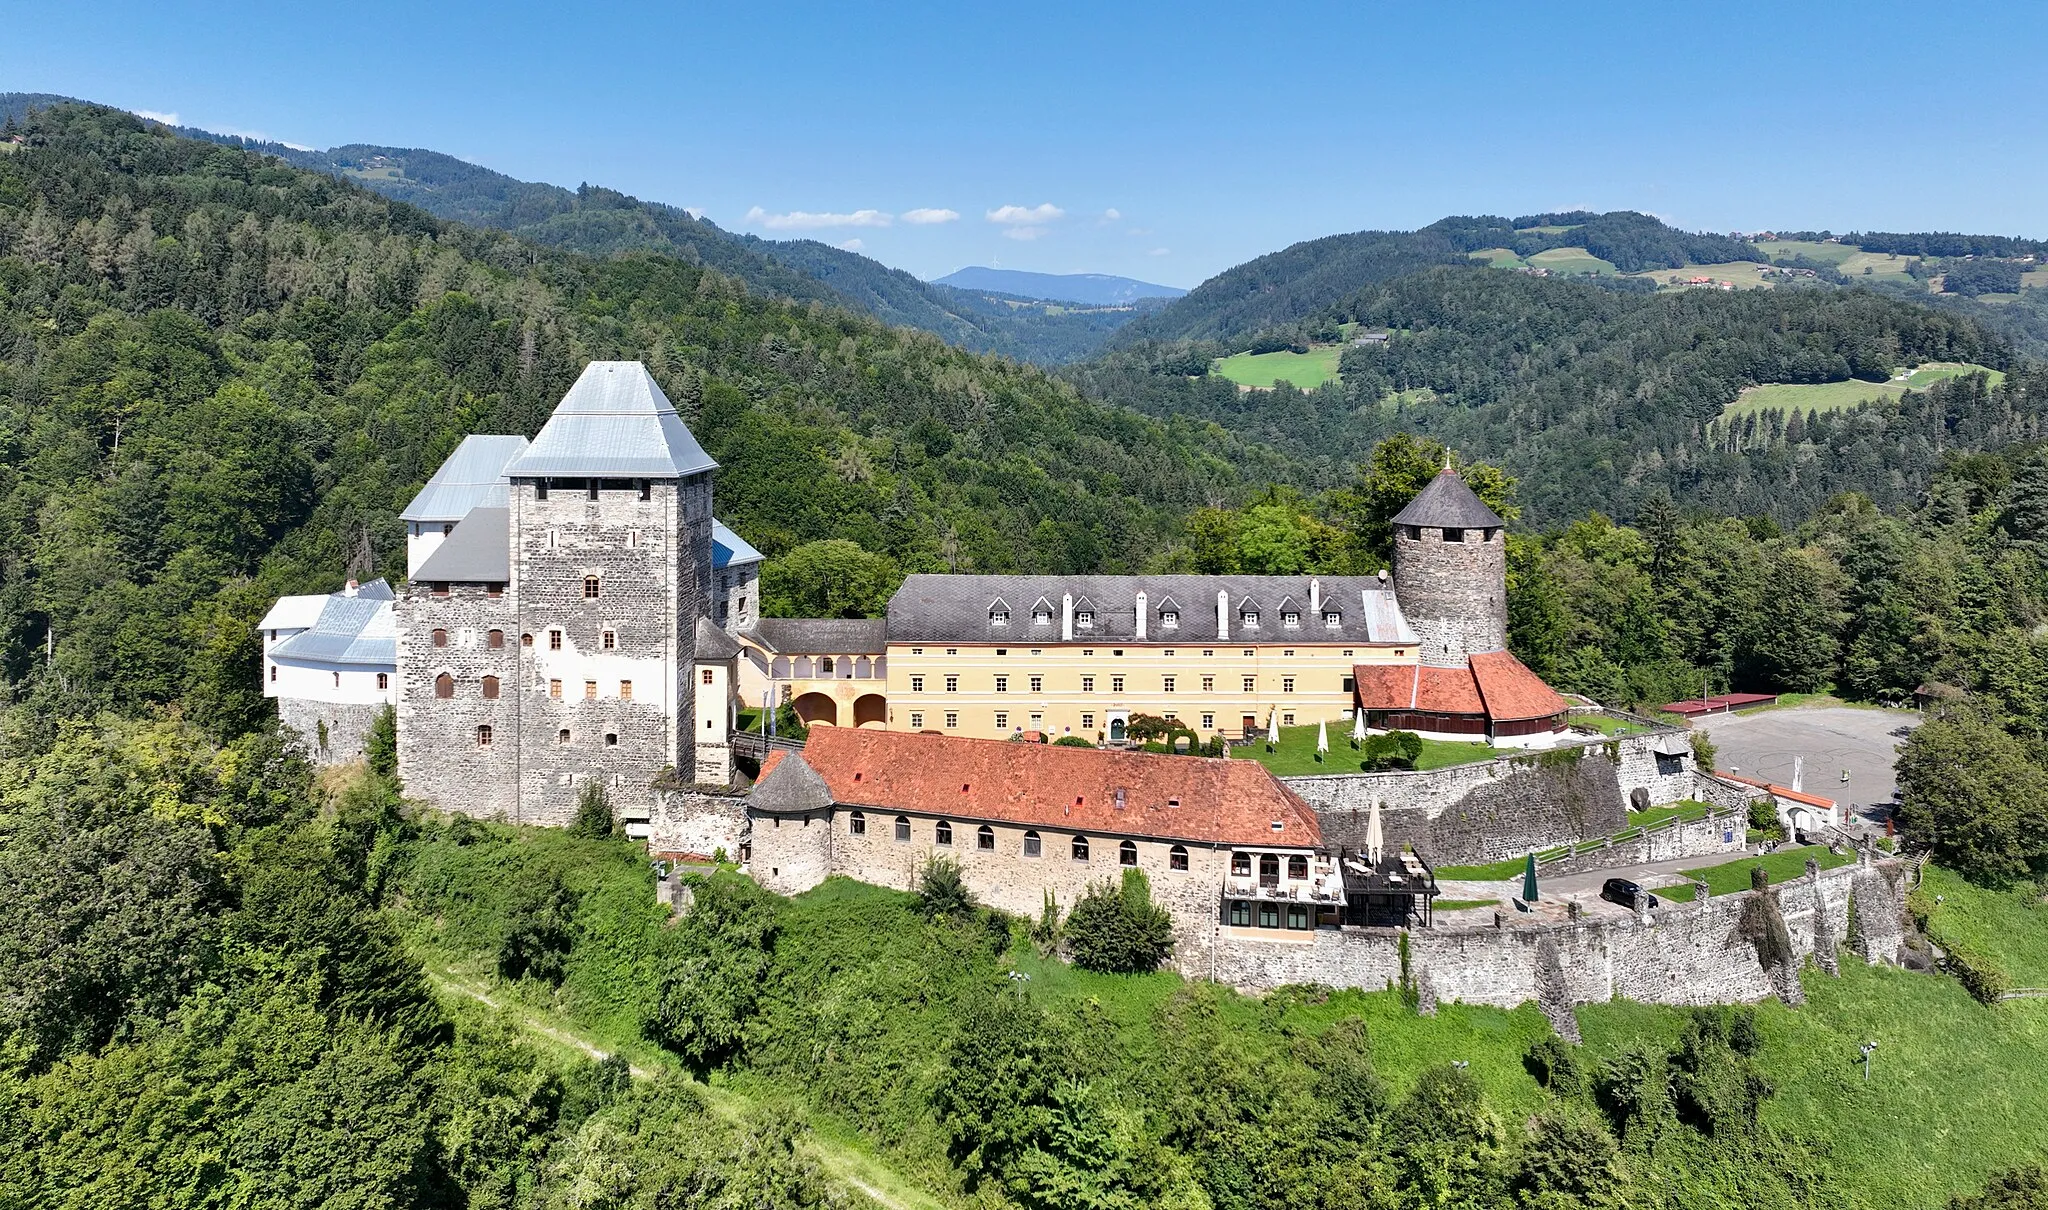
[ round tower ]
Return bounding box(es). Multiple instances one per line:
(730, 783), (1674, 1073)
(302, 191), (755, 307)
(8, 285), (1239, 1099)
(1390, 467), (1507, 668)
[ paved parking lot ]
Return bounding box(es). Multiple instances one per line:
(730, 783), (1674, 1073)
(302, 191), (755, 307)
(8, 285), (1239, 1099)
(1694, 704), (1920, 822)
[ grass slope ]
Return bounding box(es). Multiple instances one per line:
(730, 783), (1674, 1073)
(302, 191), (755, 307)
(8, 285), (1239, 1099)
(1722, 361), (2006, 420)
(1212, 345), (1345, 389)
(1526, 246), (1620, 275)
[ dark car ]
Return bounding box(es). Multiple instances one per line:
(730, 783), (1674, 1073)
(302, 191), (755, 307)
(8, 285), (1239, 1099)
(1600, 878), (1659, 910)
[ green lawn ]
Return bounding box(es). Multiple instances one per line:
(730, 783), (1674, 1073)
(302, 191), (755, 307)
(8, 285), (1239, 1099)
(1525, 247), (1618, 276)
(1212, 345), (1344, 390)
(1627, 800), (1712, 830)
(1655, 845), (1855, 902)
(1238, 721), (1496, 776)
(1917, 865), (2048, 988)
(1721, 362), (2005, 421)
(1467, 247), (1527, 268)
(1570, 712), (1654, 736)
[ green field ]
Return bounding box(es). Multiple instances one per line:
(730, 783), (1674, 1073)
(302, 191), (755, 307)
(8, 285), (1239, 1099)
(1519, 224), (1580, 235)
(1917, 864), (2048, 987)
(1655, 844), (1855, 901)
(1212, 344), (1344, 389)
(1628, 260), (1776, 290)
(1525, 246), (1619, 276)
(1239, 721), (1495, 776)
(1721, 362), (2006, 421)
(1467, 247), (1528, 268)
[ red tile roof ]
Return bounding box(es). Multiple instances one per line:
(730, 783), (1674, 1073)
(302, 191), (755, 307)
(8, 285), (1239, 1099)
(1717, 772), (1836, 810)
(770, 727), (1322, 847)
(1469, 651), (1569, 722)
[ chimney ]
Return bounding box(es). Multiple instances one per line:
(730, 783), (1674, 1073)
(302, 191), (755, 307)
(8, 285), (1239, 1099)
(1135, 590), (1148, 640)
(1309, 578), (1321, 614)
(1376, 568), (1389, 585)
(1061, 592), (1074, 642)
(344, 579), (359, 597)
(1216, 589), (1230, 641)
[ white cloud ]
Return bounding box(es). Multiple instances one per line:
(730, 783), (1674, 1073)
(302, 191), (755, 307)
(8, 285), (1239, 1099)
(901, 207), (960, 225)
(1001, 226), (1048, 241)
(1102, 208), (1121, 221)
(1127, 227), (1154, 236)
(839, 238), (865, 251)
(1148, 247), (1170, 256)
(987, 203), (1064, 226)
(743, 205), (893, 230)
(133, 109), (181, 126)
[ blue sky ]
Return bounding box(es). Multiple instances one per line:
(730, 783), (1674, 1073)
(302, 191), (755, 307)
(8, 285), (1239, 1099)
(5, 0), (2044, 286)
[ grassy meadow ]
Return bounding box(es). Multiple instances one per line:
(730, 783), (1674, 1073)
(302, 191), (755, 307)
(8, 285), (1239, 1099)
(1627, 260), (1776, 289)
(1525, 246), (1619, 275)
(1212, 344), (1345, 389)
(1467, 247), (1528, 268)
(1722, 361), (2006, 421)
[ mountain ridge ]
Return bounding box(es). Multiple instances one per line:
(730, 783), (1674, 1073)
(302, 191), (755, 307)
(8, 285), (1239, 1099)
(932, 267), (1185, 306)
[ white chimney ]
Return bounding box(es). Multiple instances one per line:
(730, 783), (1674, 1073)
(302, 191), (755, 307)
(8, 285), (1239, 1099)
(1309, 578), (1321, 614)
(1135, 590), (1148, 640)
(1217, 589), (1230, 641)
(1061, 592), (1074, 642)
(344, 579), (359, 597)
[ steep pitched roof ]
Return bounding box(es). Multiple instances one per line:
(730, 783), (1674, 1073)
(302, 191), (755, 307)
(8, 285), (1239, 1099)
(693, 616), (741, 661)
(1352, 663), (1486, 715)
(1390, 468), (1505, 530)
(712, 520), (763, 569)
(505, 362), (718, 479)
(749, 748), (834, 814)
(774, 728), (1322, 847)
(887, 575), (1415, 645)
(412, 508), (510, 583)
(1468, 650), (1568, 722)
(401, 435), (530, 521)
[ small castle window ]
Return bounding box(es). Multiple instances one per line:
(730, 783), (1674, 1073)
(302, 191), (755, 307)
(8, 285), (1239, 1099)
(890, 815), (909, 842)
(430, 582), (449, 598)
(1022, 830), (1042, 858)
(488, 629), (505, 649)
(1082, 675), (1095, 692)
(702, 668), (715, 685)
(1170, 844), (1190, 871)
(1443, 528), (1465, 543)
(603, 630), (616, 650)
(944, 711), (958, 729)
(549, 630), (563, 650)
(1283, 711), (1295, 725)
(1072, 835), (1090, 862)
(1230, 900), (1251, 926)
(1324, 611), (1341, 629)
(1231, 852), (1252, 877)
(944, 675), (958, 693)
(583, 576), (601, 599)
(994, 711), (1008, 730)
(639, 480), (652, 501)
(558, 729), (571, 745)
(584, 680), (597, 700)
(910, 676), (925, 692)
(1240, 610), (1259, 628)
(432, 628), (448, 648)
(477, 725), (493, 747)
(1163, 675), (1176, 693)
(1259, 853), (1280, 884)
(1032, 607), (1053, 624)
(332, 671), (341, 689)
(1111, 675), (1125, 693)
(269, 665), (277, 682)
(521, 633), (534, 647)
(936, 819), (953, 845)
(977, 824), (995, 851)
(377, 672), (389, 691)
(603, 732), (616, 747)
(442, 523), (454, 537)
(1029, 675), (1043, 692)
(1242, 675), (1256, 693)
(535, 481), (548, 501)
(481, 675), (500, 700)
(1076, 610), (1095, 630)
(1288, 904), (1310, 930)
(1080, 712), (1095, 729)
(995, 675), (1008, 693)
(434, 673), (453, 699)
(586, 481), (599, 501)
(849, 811), (866, 835)
(1282, 677), (1295, 693)
(487, 583), (503, 598)
(549, 679), (562, 699)
(909, 712), (924, 729)
(1288, 855), (1308, 880)
(1119, 840), (1138, 867)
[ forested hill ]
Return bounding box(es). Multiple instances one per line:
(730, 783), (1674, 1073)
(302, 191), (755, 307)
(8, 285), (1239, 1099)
(0, 103), (1292, 729)
(1110, 211), (1760, 348)
(1074, 265), (2040, 524)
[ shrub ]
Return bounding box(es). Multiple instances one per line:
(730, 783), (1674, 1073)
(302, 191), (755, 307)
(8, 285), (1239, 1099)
(1524, 1035), (1587, 1097)
(644, 872), (780, 1066)
(916, 856), (977, 920)
(1360, 729), (1423, 771)
(1748, 799), (1785, 842)
(365, 704), (398, 779)
(567, 780), (615, 840)
(1065, 868), (1174, 973)
(1052, 735), (1093, 748)
(1942, 937), (2012, 1005)
(497, 869), (575, 983)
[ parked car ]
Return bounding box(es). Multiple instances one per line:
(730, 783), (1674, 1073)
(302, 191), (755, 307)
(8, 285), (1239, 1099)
(1601, 878), (1659, 910)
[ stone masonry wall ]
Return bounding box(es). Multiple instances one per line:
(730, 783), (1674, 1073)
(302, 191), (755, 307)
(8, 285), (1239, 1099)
(646, 790), (747, 860)
(278, 697), (386, 766)
(396, 586), (523, 818)
(1535, 805), (1747, 877)
(1392, 526), (1506, 668)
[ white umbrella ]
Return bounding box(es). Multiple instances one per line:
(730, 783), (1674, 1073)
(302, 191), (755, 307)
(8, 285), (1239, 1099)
(1351, 710), (1367, 743)
(1366, 799), (1384, 867)
(1316, 720), (1329, 753)
(1267, 708), (1280, 745)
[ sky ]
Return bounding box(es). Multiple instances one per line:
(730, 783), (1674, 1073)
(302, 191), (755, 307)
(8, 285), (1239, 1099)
(5, 0), (2045, 287)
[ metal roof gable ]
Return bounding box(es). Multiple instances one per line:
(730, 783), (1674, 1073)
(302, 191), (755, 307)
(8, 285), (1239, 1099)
(505, 362), (717, 479)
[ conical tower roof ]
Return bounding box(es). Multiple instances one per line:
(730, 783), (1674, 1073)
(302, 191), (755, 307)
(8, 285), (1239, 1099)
(505, 361), (718, 478)
(1391, 467), (1504, 529)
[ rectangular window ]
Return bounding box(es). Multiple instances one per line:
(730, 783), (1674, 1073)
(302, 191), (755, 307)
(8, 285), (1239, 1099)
(1076, 611), (1095, 630)
(1201, 712), (1215, 729)
(895, 817), (912, 842)
(1283, 649), (1295, 657)
(909, 712), (924, 729)
(1283, 712), (1296, 726)
(911, 675), (925, 692)
(1162, 611), (1179, 629)
(994, 711), (1008, 730)
(585, 680), (598, 700)
(1082, 676), (1095, 692)
(1230, 900), (1251, 927)
(1029, 712), (1043, 729)
(1282, 611), (1300, 628)
(549, 630), (563, 650)
(1283, 676), (1295, 693)
(477, 725), (493, 747)
(1287, 904), (1310, 930)
(1242, 676), (1256, 693)
(1241, 611), (1259, 629)
(994, 675), (1008, 693)
(1444, 527), (1465, 543)
(1243, 649), (1255, 657)
(1111, 676), (1125, 693)
(1162, 675), (1176, 693)
(1202, 675), (1215, 692)
(1343, 674), (1356, 692)
(1024, 832), (1042, 857)
(549, 679), (562, 699)
(944, 711), (959, 729)
(1259, 902), (1280, 929)
(1324, 611), (1342, 629)
(620, 680), (633, 701)
(1081, 712), (1095, 730)
(945, 675), (959, 693)
(1163, 711), (1177, 722)
(990, 608), (1010, 625)
(602, 630), (616, 650)
(702, 669), (714, 685)
(1029, 675), (1043, 693)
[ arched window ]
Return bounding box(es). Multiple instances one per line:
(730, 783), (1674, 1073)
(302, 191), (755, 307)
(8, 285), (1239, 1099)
(487, 629), (504, 649)
(481, 675), (500, 700)
(1071, 835), (1090, 862)
(521, 633), (534, 647)
(1231, 852), (1252, 877)
(1170, 844), (1190, 871)
(476, 724), (493, 747)
(1287, 855), (1308, 880)
(849, 810), (866, 835)
(1119, 840), (1138, 867)
(855, 656), (872, 679)
(434, 673), (453, 699)
(432, 627), (448, 648)
(894, 815), (911, 842)
(583, 575), (601, 599)
(935, 819), (953, 846)
(772, 657), (791, 678)
(1259, 853), (1279, 886)
(977, 825), (995, 851)
(332, 671), (340, 689)
(557, 728), (571, 745)
(821, 657), (836, 675)
(1022, 830), (1042, 858)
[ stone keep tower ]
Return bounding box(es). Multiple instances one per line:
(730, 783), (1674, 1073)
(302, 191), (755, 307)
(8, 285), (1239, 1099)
(1390, 466), (1508, 668)
(505, 362), (717, 824)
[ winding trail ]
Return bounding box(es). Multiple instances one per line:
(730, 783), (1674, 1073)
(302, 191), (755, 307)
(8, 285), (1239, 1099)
(423, 966), (946, 1210)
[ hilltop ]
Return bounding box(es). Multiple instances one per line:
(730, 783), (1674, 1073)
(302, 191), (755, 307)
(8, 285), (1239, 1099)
(932, 266), (1185, 305)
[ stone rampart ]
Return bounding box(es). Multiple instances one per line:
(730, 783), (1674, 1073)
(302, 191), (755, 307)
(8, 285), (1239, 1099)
(1535, 803), (1747, 877)
(646, 790), (747, 860)
(278, 697), (385, 766)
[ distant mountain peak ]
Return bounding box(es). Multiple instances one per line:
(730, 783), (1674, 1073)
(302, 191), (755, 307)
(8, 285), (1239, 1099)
(933, 267), (1186, 306)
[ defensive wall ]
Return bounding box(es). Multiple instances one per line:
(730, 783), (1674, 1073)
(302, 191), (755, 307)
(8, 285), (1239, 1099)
(1202, 849), (1910, 1035)
(278, 697), (386, 767)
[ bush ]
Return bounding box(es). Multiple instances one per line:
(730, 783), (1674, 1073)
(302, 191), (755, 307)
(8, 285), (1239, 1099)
(497, 870), (575, 983)
(365, 704), (398, 779)
(1064, 869), (1174, 973)
(1360, 729), (1423, 771)
(567, 780), (615, 840)
(1942, 937), (2012, 1005)
(1052, 735), (1094, 748)
(916, 856), (977, 920)
(645, 872), (780, 1066)
(1748, 799), (1785, 842)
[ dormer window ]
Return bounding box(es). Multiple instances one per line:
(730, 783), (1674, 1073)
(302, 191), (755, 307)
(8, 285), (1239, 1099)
(990, 607), (1010, 625)
(1161, 610), (1179, 629)
(1240, 610), (1259, 629)
(1324, 610), (1341, 628)
(1281, 611), (1300, 629)
(1076, 610), (1095, 630)
(1032, 608), (1053, 625)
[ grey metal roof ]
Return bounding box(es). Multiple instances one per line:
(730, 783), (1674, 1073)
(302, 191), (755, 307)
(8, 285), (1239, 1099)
(1390, 469), (1505, 530)
(713, 520), (763, 569)
(412, 508), (510, 583)
(269, 589), (397, 667)
(401, 435), (530, 521)
(886, 575), (1417, 646)
(749, 749), (834, 815)
(258, 593), (329, 632)
(694, 616), (742, 661)
(750, 617), (889, 654)
(504, 362), (718, 479)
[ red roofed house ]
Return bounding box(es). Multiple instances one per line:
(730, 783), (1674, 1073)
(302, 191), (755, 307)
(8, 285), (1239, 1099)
(746, 728), (1434, 955)
(1717, 772), (1840, 835)
(1358, 467), (1570, 746)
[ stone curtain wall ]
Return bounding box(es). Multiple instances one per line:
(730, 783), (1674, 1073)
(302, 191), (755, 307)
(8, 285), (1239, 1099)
(1392, 526), (1506, 668)
(396, 586), (523, 817)
(647, 790), (747, 860)
(1207, 855), (1911, 1015)
(278, 697), (386, 766)
(1535, 805), (1747, 877)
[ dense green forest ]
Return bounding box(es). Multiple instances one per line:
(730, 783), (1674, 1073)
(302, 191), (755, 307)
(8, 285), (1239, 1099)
(0, 102), (1293, 727)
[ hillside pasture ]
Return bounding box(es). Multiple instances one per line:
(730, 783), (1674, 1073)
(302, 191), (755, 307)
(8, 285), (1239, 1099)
(1213, 344), (1344, 390)
(1628, 260), (1777, 290)
(1525, 246), (1618, 276)
(1721, 362), (2005, 421)
(1759, 238), (1859, 266)
(1468, 247), (1528, 268)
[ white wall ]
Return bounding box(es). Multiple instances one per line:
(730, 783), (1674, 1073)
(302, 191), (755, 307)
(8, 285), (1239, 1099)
(265, 655), (395, 705)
